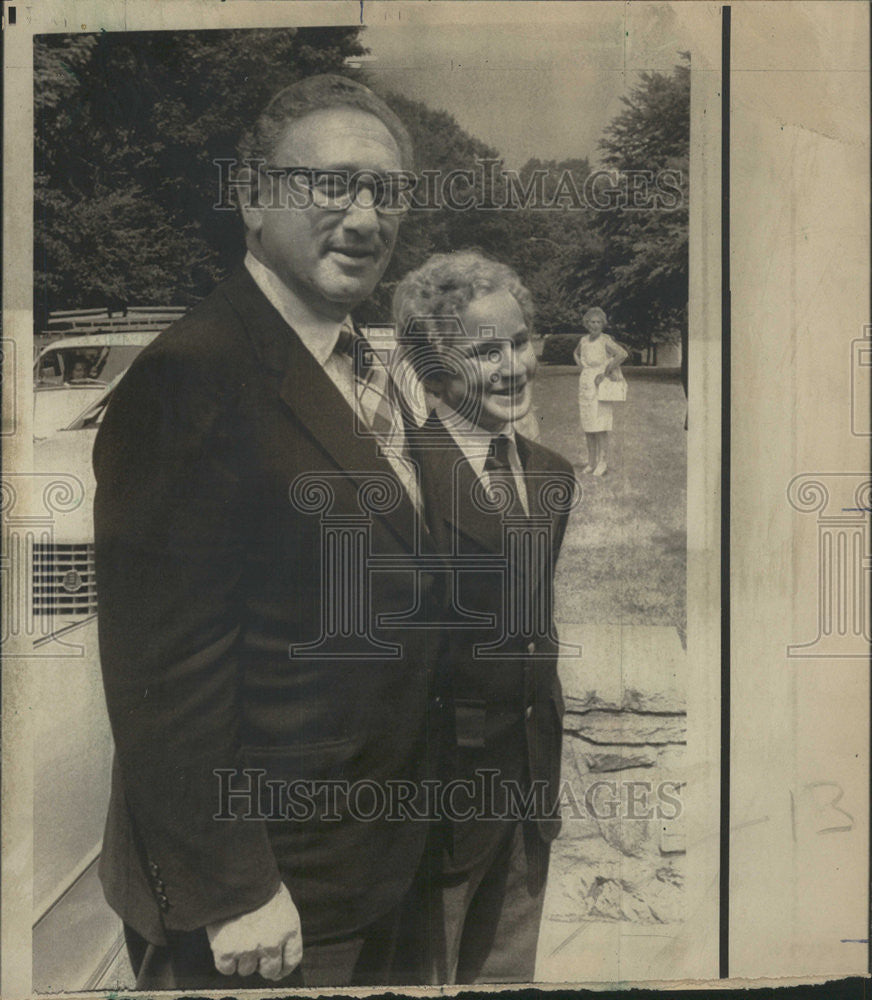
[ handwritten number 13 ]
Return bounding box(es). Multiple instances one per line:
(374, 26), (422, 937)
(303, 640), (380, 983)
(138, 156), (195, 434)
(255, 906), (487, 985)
(789, 781), (855, 839)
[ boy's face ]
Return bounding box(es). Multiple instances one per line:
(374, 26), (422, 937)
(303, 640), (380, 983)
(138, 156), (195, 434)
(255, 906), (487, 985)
(439, 289), (537, 432)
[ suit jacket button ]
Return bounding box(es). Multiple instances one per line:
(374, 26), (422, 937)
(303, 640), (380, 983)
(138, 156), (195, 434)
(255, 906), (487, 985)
(525, 704), (534, 720)
(148, 862), (160, 878)
(527, 641), (536, 654)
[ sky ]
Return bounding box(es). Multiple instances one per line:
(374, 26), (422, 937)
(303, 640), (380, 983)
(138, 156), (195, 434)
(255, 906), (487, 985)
(361, 5), (690, 168)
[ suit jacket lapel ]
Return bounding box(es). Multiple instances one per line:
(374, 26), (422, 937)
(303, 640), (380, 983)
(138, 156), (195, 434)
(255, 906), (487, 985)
(516, 433), (573, 556)
(220, 269), (418, 547)
(516, 434), (546, 518)
(420, 417), (505, 554)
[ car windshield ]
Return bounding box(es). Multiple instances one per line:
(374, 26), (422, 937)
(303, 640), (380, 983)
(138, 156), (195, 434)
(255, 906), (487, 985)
(35, 345), (145, 387)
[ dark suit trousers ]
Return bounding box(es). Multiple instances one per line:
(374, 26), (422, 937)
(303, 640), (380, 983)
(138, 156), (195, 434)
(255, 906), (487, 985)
(425, 821), (551, 985)
(124, 875), (428, 990)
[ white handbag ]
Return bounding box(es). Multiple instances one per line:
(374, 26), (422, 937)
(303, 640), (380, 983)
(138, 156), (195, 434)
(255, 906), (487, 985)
(597, 375), (627, 402)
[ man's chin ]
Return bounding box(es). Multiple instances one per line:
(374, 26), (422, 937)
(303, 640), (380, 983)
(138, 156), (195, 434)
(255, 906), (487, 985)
(317, 271), (381, 307)
(475, 405), (526, 432)
(488, 393), (531, 427)
(306, 282), (376, 318)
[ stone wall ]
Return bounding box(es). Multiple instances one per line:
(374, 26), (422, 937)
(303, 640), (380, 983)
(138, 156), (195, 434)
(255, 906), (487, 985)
(552, 623), (686, 926)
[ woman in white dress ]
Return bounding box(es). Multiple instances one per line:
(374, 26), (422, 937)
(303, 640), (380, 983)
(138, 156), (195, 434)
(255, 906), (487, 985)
(573, 307), (628, 476)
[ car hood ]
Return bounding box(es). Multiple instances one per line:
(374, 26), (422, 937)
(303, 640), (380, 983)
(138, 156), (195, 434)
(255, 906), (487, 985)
(32, 429), (99, 545)
(34, 386), (107, 440)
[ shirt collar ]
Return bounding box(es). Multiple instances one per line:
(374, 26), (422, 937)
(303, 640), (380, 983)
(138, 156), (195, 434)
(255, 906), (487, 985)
(244, 251), (350, 367)
(434, 398), (511, 443)
(434, 398), (519, 481)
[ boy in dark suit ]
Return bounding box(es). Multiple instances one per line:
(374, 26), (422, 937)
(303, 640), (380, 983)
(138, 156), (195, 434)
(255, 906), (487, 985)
(394, 251), (578, 984)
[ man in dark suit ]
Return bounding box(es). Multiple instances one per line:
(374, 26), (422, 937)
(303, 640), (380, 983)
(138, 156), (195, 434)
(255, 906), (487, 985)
(93, 75), (443, 989)
(394, 251), (578, 983)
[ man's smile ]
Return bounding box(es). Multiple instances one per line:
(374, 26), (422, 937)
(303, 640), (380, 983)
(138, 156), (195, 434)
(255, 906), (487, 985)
(490, 380), (528, 397)
(327, 245), (379, 261)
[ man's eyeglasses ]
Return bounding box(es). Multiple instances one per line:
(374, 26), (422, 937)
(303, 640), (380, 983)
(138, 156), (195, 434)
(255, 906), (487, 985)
(260, 166), (417, 215)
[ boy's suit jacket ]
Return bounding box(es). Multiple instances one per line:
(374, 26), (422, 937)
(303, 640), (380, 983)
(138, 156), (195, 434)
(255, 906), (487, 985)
(93, 268), (446, 946)
(414, 415), (575, 873)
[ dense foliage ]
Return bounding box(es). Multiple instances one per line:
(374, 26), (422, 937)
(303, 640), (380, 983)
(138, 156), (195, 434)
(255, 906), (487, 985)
(562, 55), (690, 350)
(35, 31), (688, 349)
(34, 29), (367, 327)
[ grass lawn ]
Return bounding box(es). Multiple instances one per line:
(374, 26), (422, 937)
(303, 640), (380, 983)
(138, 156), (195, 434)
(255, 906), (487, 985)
(527, 368), (687, 629)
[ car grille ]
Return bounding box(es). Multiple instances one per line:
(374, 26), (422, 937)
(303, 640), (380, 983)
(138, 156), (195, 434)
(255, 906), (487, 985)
(32, 543), (98, 616)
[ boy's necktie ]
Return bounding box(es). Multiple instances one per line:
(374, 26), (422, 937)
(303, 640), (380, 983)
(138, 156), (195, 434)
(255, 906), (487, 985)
(484, 434), (528, 518)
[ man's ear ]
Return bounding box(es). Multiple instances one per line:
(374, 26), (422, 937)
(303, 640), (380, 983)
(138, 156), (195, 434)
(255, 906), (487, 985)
(236, 165), (264, 237)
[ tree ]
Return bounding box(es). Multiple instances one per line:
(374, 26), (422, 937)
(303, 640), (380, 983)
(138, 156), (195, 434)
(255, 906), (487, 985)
(504, 157), (600, 335)
(562, 55), (689, 354)
(35, 30), (609, 341)
(34, 28), (367, 324)
(357, 96), (599, 334)
(357, 94), (506, 326)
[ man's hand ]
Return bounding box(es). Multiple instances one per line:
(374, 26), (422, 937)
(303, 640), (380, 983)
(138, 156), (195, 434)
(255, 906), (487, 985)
(206, 883), (302, 981)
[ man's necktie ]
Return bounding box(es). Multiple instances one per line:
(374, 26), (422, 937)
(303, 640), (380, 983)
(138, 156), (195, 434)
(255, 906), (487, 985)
(484, 434), (528, 518)
(335, 325), (395, 437)
(335, 325), (419, 510)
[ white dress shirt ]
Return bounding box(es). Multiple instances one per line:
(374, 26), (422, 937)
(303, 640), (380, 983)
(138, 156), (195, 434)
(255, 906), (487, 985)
(434, 399), (529, 516)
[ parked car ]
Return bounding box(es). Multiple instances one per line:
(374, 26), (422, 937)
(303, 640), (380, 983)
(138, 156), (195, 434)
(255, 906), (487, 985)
(30, 376), (127, 991)
(33, 331), (157, 439)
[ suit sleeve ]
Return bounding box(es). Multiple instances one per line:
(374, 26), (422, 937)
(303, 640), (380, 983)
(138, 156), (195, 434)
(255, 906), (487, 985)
(93, 348), (281, 932)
